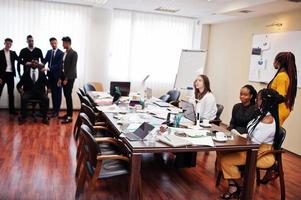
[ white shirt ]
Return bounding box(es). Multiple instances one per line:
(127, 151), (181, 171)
(62, 51), (67, 72)
(247, 113), (276, 144)
(30, 68), (39, 82)
(28, 47), (35, 52)
(195, 92), (217, 120)
(4, 49), (12, 72)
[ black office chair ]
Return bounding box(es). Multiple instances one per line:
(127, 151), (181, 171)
(75, 125), (130, 199)
(79, 88), (86, 96)
(83, 83), (96, 94)
(166, 90), (181, 103)
(159, 94), (170, 102)
(210, 104), (224, 126)
(27, 99), (43, 122)
(216, 128), (286, 200)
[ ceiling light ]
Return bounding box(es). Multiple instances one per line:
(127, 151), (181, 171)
(82, 0), (108, 5)
(239, 10), (253, 14)
(155, 7), (180, 13)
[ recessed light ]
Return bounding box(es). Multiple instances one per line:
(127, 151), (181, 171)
(239, 10), (253, 14)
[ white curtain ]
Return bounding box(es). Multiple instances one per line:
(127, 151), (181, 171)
(0, 0), (92, 108)
(109, 10), (196, 97)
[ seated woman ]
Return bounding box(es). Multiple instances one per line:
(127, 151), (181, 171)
(220, 88), (284, 199)
(228, 85), (258, 134)
(193, 74), (217, 121)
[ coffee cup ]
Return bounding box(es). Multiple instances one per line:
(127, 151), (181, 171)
(216, 132), (225, 140)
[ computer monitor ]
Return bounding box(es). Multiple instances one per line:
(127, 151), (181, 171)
(110, 81), (131, 96)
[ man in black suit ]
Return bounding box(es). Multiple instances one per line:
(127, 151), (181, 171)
(18, 35), (44, 77)
(0, 38), (19, 115)
(43, 37), (64, 118)
(58, 36), (78, 124)
(17, 59), (50, 125)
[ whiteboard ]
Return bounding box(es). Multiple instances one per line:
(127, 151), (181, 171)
(248, 31), (301, 88)
(174, 49), (207, 89)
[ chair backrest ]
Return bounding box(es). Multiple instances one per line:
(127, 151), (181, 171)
(79, 112), (96, 135)
(166, 90), (180, 102)
(274, 127), (286, 150)
(82, 96), (94, 108)
(76, 91), (85, 106)
(82, 103), (97, 125)
(215, 104), (224, 120)
(78, 88), (86, 96)
(80, 124), (100, 175)
(83, 83), (96, 93)
(89, 82), (104, 92)
(159, 94), (170, 102)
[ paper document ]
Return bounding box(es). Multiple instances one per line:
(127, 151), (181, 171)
(158, 135), (192, 147)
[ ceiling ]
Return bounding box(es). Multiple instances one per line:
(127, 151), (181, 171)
(42, 0), (301, 23)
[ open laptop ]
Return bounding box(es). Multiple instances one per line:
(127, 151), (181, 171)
(124, 122), (155, 141)
(110, 81), (131, 96)
(181, 100), (196, 124)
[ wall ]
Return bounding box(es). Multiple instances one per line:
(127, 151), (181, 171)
(206, 9), (301, 155)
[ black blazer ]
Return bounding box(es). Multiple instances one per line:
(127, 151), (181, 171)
(61, 48), (78, 80)
(17, 69), (49, 95)
(0, 49), (18, 78)
(43, 49), (64, 80)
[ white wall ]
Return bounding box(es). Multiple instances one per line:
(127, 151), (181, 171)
(206, 9), (301, 155)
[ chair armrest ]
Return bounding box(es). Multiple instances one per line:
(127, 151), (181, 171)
(95, 122), (106, 126)
(97, 154), (129, 162)
(93, 125), (110, 131)
(257, 149), (285, 159)
(95, 137), (119, 145)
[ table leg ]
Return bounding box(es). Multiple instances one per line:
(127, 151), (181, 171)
(129, 153), (142, 200)
(242, 149), (258, 200)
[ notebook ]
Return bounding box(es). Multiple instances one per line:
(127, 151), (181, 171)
(158, 135), (192, 147)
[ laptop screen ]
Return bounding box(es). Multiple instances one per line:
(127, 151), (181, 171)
(181, 100), (196, 123)
(134, 122), (155, 139)
(110, 81), (131, 96)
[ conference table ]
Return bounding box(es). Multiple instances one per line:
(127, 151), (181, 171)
(87, 91), (260, 200)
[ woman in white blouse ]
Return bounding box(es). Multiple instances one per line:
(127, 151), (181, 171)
(220, 88), (285, 199)
(193, 74), (217, 121)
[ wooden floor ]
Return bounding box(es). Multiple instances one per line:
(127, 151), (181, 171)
(0, 110), (300, 200)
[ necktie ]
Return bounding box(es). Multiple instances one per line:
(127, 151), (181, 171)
(32, 69), (36, 83)
(50, 50), (55, 68)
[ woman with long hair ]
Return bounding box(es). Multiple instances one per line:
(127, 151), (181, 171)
(228, 84), (258, 134)
(220, 88), (285, 199)
(193, 74), (217, 120)
(268, 52), (297, 126)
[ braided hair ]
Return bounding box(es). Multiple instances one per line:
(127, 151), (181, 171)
(268, 52), (297, 110)
(248, 88), (285, 144)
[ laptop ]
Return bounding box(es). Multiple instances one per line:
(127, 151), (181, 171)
(124, 122), (155, 141)
(110, 81), (131, 96)
(181, 100), (196, 123)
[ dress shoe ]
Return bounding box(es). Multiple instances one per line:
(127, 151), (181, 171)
(51, 112), (59, 118)
(61, 116), (72, 124)
(10, 111), (19, 115)
(42, 117), (50, 125)
(58, 114), (68, 119)
(18, 117), (26, 125)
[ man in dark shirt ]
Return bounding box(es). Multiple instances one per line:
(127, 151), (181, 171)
(17, 35), (44, 77)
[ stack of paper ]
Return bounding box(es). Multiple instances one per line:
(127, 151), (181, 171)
(158, 135), (192, 147)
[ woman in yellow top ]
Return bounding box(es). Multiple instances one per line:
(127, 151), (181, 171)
(268, 52), (297, 126)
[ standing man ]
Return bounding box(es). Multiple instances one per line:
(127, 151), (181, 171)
(0, 38), (19, 115)
(58, 36), (77, 124)
(43, 37), (63, 118)
(18, 35), (44, 77)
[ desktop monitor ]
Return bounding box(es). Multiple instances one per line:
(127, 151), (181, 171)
(110, 81), (131, 96)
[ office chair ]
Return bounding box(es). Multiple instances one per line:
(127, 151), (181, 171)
(75, 125), (131, 199)
(83, 83), (96, 93)
(166, 90), (181, 102)
(27, 99), (43, 122)
(89, 82), (104, 92)
(210, 104), (224, 126)
(78, 88), (86, 96)
(216, 128), (286, 200)
(159, 94), (170, 102)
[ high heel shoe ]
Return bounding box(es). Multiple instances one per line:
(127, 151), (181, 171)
(220, 182), (241, 199)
